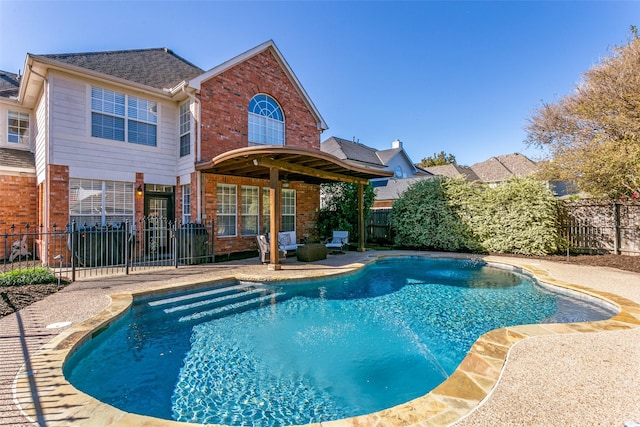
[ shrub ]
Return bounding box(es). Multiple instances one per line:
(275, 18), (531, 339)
(390, 176), (565, 255)
(470, 177), (565, 255)
(390, 178), (482, 252)
(318, 182), (375, 242)
(0, 267), (57, 287)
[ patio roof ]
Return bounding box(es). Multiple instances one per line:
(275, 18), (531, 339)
(195, 146), (393, 184)
(196, 145), (393, 269)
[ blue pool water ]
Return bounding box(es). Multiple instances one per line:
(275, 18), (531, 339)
(64, 257), (615, 427)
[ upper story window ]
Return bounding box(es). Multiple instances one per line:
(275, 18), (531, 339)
(8, 111), (29, 145)
(248, 94), (284, 146)
(179, 102), (190, 157)
(91, 86), (157, 146)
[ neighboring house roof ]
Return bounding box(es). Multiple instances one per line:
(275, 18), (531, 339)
(31, 48), (205, 91)
(376, 147), (402, 165)
(470, 153), (537, 183)
(374, 176), (432, 201)
(0, 70), (20, 99)
(424, 164), (480, 181)
(321, 136), (384, 167)
(0, 147), (35, 170)
(320, 137), (427, 177)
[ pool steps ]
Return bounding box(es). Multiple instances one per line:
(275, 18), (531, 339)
(141, 282), (285, 323)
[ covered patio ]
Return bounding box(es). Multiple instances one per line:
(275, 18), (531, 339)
(196, 145), (393, 269)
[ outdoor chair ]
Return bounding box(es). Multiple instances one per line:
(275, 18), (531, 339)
(325, 230), (349, 254)
(256, 235), (286, 264)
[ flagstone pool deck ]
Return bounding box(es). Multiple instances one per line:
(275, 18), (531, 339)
(1, 250), (639, 427)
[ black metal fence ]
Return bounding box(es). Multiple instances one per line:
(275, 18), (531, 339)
(1, 219), (214, 281)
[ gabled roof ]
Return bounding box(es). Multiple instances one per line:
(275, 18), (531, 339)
(424, 164), (480, 181)
(374, 176), (433, 201)
(0, 147), (35, 170)
(190, 40), (328, 130)
(0, 70), (20, 99)
(31, 48), (205, 91)
(376, 147), (402, 164)
(321, 136), (384, 167)
(470, 153), (537, 183)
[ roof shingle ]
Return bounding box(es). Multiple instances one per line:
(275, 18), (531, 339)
(0, 148), (35, 169)
(34, 48), (205, 90)
(0, 70), (20, 98)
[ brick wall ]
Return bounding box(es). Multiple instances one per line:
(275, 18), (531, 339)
(0, 174), (37, 229)
(0, 172), (38, 260)
(46, 165), (69, 230)
(202, 173), (320, 255)
(199, 49), (322, 161)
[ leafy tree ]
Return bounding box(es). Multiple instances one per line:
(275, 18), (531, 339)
(417, 151), (457, 168)
(526, 28), (640, 199)
(317, 182), (375, 243)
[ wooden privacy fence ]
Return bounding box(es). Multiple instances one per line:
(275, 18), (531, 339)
(560, 200), (640, 255)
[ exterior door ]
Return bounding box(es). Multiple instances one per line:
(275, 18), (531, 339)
(145, 195), (174, 256)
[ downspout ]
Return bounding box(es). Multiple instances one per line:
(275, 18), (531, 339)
(182, 86), (203, 221)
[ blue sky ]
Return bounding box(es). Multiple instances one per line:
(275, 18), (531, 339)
(0, 1), (636, 166)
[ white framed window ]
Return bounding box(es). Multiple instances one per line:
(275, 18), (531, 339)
(7, 110), (29, 145)
(248, 94), (284, 146)
(179, 102), (190, 157)
(182, 184), (191, 224)
(282, 189), (296, 232)
(241, 185), (259, 236)
(260, 188), (296, 233)
(216, 184), (237, 237)
(262, 188), (270, 234)
(8, 111), (30, 145)
(69, 179), (134, 226)
(91, 86), (157, 146)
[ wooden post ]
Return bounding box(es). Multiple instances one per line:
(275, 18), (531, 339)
(613, 202), (620, 255)
(269, 167), (282, 270)
(358, 182), (365, 252)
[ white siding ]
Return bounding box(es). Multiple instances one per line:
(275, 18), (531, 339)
(35, 90), (47, 184)
(176, 100), (196, 178)
(48, 71), (179, 184)
(385, 153), (416, 179)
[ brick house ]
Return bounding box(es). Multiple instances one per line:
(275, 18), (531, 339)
(0, 40), (390, 267)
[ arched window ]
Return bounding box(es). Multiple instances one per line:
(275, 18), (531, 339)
(248, 94), (285, 146)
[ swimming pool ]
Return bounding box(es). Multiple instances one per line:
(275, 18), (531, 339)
(63, 257), (616, 427)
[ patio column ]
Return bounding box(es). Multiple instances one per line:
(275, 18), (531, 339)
(269, 166), (282, 270)
(358, 182), (365, 252)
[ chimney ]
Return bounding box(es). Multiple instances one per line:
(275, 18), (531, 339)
(392, 139), (402, 149)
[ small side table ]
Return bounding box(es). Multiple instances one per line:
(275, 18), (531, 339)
(296, 244), (328, 262)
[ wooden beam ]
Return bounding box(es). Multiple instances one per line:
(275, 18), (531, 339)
(268, 166), (282, 270)
(358, 182), (365, 252)
(253, 157), (369, 184)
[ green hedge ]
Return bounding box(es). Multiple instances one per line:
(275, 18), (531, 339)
(390, 178), (482, 252)
(390, 176), (565, 255)
(0, 267), (57, 287)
